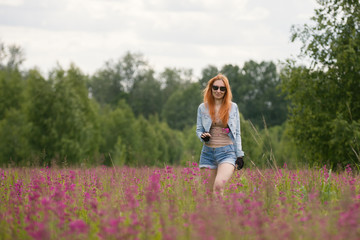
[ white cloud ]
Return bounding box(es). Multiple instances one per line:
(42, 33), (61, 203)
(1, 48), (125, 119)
(0, 0), (318, 76)
(0, 0), (23, 7)
(233, 7), (270, 21)
(64, 0), (141, 20)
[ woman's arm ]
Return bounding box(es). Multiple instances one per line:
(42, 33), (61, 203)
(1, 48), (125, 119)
(235, 104), (245, 157)
(196, 104), (205, 142)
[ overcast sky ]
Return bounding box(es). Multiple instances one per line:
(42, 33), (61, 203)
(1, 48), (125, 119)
(0, 0), (318, 77)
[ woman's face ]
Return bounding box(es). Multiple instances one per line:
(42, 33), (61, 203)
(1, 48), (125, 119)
(211, 79), (226, 100)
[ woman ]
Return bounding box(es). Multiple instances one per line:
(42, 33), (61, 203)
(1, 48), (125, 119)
(196, 73), (244, 196)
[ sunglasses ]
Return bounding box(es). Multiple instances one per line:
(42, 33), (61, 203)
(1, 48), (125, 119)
(212, 85), (226, 92)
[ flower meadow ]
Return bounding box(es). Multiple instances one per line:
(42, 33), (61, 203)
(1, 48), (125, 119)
(1, 164), (360, 240)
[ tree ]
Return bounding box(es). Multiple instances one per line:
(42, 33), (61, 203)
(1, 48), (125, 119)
(0, 108), (31, 166)
(159, 67), (192, 102)
(206, 62), (288, 128)
(88, 52), (151, 107)
(0, 68), (24, 120)
(148, 115), (184, 166)
(238, 61), (287, 128)
(180, 125), (203, 165)
(51, 65), (100, 164)
(281, 0), (360, 168)
(24, 69), (56, 165)
(98, 100), (136, 166)
(25, 65), (100, 166)
(198, 65), (219, 89)
(128, 70), (163, 118)
(131, 115), (161, 166)
(0, 43), (26, 120)
(160, 68), (183, 101)
(162, 82), (202, 130)
(88, 60), (127, 107)
(0, 42), (25, 70)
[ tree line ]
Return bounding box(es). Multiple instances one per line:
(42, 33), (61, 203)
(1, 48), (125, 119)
(0, 0), (359, 169)
(0, 43), (290, 168)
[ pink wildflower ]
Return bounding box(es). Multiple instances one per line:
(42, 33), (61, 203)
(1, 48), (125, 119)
(222, 127), (230, 134)
(69, 219), (88, 234)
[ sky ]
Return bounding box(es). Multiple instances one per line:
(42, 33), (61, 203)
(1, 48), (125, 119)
(0, 0), (318, 77)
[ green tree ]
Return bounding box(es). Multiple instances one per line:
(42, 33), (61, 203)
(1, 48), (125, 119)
(99, 100), (136, 166)
(0, 43), (25, 120)
(162, 82), (202, 130)
(180, 125), (203, 165)
(159, 67), (192, 102)
(0, 69), (24, 120)
(198, 62), (287, 128)
(0, 43), (25, 70)
(88, 52), (150, 107)
(149, 115), (184, 165)
(224, 61), (287, 128)
(281, 0), (360, 168)
(24, 69), (56, 165)
(88, 60), (127, 107)
(131, 115), (161, 166)
(25, 65), (100, 166)
(198, 65), (219, 89)
(52, 65), (100, 165)
(128, 69), (163, 118)
(0, 109), (31, 166)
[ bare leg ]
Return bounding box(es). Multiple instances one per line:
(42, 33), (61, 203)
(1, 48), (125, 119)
(201, 168), (217, 194)
(213, 163), (235, 196)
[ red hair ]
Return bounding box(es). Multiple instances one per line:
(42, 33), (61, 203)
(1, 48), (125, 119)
(203, 73), (233, 126)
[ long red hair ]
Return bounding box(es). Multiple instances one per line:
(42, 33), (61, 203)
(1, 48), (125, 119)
(203, 73), (233, 126)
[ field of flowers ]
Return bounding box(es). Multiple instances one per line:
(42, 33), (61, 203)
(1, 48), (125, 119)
(1, 163), (360, 239)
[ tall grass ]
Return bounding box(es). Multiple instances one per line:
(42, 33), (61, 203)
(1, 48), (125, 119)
(1, 164), (359, 239)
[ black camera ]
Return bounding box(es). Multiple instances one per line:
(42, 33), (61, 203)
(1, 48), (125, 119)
(201, 132), (210, 142)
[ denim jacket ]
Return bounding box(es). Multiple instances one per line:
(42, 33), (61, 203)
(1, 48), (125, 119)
(196, 102), (244, 157)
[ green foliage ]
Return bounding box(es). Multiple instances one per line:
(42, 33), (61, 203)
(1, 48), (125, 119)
(199, 62), (288, 129)
(0, 43), (25, 70)
(198, 65), (219, 89)
(99, 101), (184, 167)
(0, 68), (24, 120)
(23, 69), (56, 165)
(282, 0), (360, 168)
(131, 115), (162, 166)
(240, 117), (302, 169)
(0, 42), (298, 167)
(24, 65), (101, 166)
(160, 67), (192, 101)
(98, 100), (136, 165)
(88, 52), (151, 107)
(128, 70), (163, 118)
(0, 109), (31, 165)
(162, 82), (202, 130)
(149, 116), (184, 165)
(88, 60), (127, 107)
(180, 125), (203, 165)
(223, 61), (288, 128)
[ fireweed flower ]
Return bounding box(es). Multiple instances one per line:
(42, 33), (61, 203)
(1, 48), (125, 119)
(146, 173), (161, 204)
(222, 127), (230, 134)
(2, 166), (360, 240)
(69, 219), (88, 234)
(346, 164), (352, 175)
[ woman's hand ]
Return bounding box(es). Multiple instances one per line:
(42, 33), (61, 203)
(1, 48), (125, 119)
(201, 132), (211, 142)
(235, 157), (244, 170)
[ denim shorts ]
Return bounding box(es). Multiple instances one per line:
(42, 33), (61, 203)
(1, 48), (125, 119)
(199, 144), (236, 169)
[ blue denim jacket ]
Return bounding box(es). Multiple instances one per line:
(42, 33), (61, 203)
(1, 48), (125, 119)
(196, 102), (244, 157)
